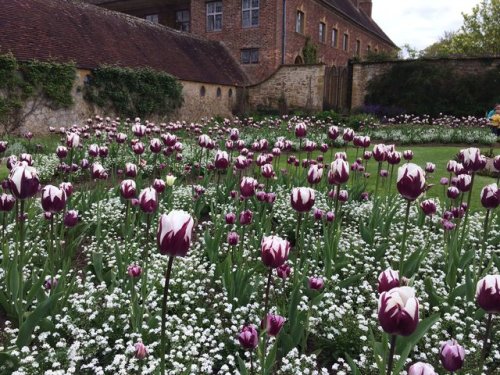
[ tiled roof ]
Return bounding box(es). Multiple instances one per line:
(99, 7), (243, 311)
(0, 0), (248, 86)
(323, 0), (396, 47)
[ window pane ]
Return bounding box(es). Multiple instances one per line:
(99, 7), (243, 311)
(252, 0), (259, 8)
(243, 0), (250, 9)
(242, 11), (250, 27)
(251, 11), (258, 26)
(215, 14), (222, 30)
(241, 51), (250, 64)
(207, 3), (214, 13)
(215, 2), (222, 12)
(207, 16), (214, 31)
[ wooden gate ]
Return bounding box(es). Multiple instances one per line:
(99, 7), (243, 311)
(323, 66), (349, 112)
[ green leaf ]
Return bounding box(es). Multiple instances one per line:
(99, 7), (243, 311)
(344, 353), (361, 375)
(264, 340), (278, 375)
(337, 273), (365, 289)
(237, 354), (249, 375)
(16, 292), (62, 348)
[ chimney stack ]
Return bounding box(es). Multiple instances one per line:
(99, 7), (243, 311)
(359, 0), (372, 17)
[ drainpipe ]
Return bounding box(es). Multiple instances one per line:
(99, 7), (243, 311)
(281, 0), (286, 65)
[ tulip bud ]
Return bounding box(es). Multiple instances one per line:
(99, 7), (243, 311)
(295, 123), (307, 138)
(476, 275), (500, 313)
(261, 235), (290, 268)
(239, 209), (253, 225)
(238, 324), (258, 350)
(396, 163), (426, 201)
(41, 185), (67, 213)
(328, 125), (339, 140)
(56, 146), (68, 159)
(440, 339), (465, 372)
(480, 183), (499, 210)
(447, 186), (460, 199)
(240, 177), (258, 198)
(493, 155), (500, 171)
(325, 211), (335, 222)
(439, 177), (449, 185)
(265, 314), (285, 336)
(308, 277), (324, 290)
(138, 187), (158, 213)
(0, 194), (16, 211)
(225, 212), (236, 225)
(134, 342), (148, 360)
(132, 124), (147, 137)
(425, 162), (435, 173)
(307, 165), (323, 185)
(291, 185), (316, 211)
(373, 144), (387, 162)
(461, 147), (483, 172)
(165, 174), (176, 187)
(276, 263), (291, 279)
(378, 268), (400, 293)
(227, 231), (239, 246)
(387, 151), (401, 165)
(63, 210), (79, 227)
(343, 128), (354, 142)
(132, 142), (145, 155)
(408, 362), (437, 375)
(378, 286), (419, 336)
(403, 150), (414, 160)
(120, 179), (136, 200)
(0, 141), (8, 153)
(149, 138), (162, 153)
(456, 174), (472, 192)
(338, 190), (348, 202)
(127, 264), (142, 278)
(157, 210), (194, 257)
(420, 199), (437, 216)
(9, 163), (40, 200)
(214, 150), (230, 169)
(153, 179), (166, 193)
(261, 164), (274, 179)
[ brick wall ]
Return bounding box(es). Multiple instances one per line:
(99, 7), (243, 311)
(351, 57), (500, 109)
(247, 64), (325, 111)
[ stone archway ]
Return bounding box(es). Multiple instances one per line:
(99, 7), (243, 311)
(294, 55), (304, 65)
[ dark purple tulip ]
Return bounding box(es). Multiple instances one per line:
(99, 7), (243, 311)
(397, 163), (426, 201)
(132, 142), (145, 155)
(240, 177), (258, 198)
(403, 150), (414, 160)
(153, 179), (166, 194)
(328, 160), (349, 185)
(420, 199), (437, 216)
(261, 235), (290, 268)
(378, 287), (419, 336)
(239, 209), (253, 225)
(307, 165), (323, 185)
(378, 268), (400, 293)
(214, 150), (230, 169)
(63, 210), (79, 227)
(480, 184), (499, 209)
(441, 219), (456, 231)
(0, 194), (16, 211)
(59, 182), (73, 198)
(88, 144), (99, 158)
(266, 192), (276, 204)
(157, 210), (194, 257)
(291, 187), (315, 212)
(373, 144), (387, 162)
(91, 163), (107, 179)
(134, 342), (148, 360)
(6, 155), (18, 170)
(225, 212), (236, 224)
(276, 263), (291, 279)
(476, 275), (500, 313)
(9, 163), (40, 200)
(342, 128), (354, 142)
(227, 231), (239, 246)
(456, 174), (472, 192)
(265, 314), (285, 336)
(41, 185), (67, 213)
(20, 153), (33, 166)
(325, 211), (335, 222)
(295, 123), (307, 138)
(493, 155), (500, 171)
(238, 324), (258, 350)
(338, 190), (348, 202)
(387, 151), (401, 165)
(56, 146), (68, 159)
(425, 162), (435, 173)
(138, 187), (158, 213)
(461, 147), (483, 172)
(125, 163), (138, 178)
(80, 158), (90, 169)
(149, 138), (162, 153)
(440, 339), (465, 372)
(120, 179), (136, 199)
(0, 141), (8, 153)
(43, 277), (58, 290)
(127, 264), (142, 278)
(308, 277), (324, 290)
(99, 146), (109, 158)
(327, 125), (339, 140)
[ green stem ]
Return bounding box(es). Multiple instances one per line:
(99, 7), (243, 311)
(160, 256), (175, 375)
(458, 172), (475, 254)
(398, 200), (412, 276)
(477, 209), (491, 278)
(295, 213), (303, 260)
(478, 313), (492, 373)
(386, 335), (397, 375)
(263, 268), (273, 318)
(375, 162), (382, 199)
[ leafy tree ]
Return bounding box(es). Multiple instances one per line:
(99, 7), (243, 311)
(422, 0), (500, 57)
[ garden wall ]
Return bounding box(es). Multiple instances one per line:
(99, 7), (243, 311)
(247, 64), (325, 113)
(4, 71), (238, 135)
(351, 57), (500, 109)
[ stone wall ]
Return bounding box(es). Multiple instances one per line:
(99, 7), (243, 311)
(247, 64), (325, 112)
(4, 70), (237, 135)
(351, 57), (500, 109)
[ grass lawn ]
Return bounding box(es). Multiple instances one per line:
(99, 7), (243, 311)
(287, 145), (499, 211)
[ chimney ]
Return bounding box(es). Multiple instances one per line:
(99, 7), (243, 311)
(359, 0), (372, 17)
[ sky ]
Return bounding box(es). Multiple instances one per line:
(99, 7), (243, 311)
(372, 0), (478, 51)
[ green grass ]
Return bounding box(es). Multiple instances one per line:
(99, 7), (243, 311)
(285, 145), (499, 211)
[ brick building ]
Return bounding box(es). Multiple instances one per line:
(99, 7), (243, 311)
(86, 0), (396, 83)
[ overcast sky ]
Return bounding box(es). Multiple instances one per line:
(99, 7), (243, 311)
(372, 0), (478, 51)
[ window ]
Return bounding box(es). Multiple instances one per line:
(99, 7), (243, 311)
(319, 22), (326, 43)
(367, 44), (371, 52)
(206, 1), (222, 31)
(145, 14), (159, 23)
(228, 88), (233, 98)
(342, 33), (349, 51)
(241, 48), (259, 64)
(216, 88), (222, 97)
(332, 28), (338, 47)
(200, 86), (206, 97)
(176, 10), (190, 32)
(356, 40), (361, 55)
(295, 10), (304, 33)
(242, 0), (259, 28)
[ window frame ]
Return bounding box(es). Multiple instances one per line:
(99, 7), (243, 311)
(356, 39), (361, 55)
(332, 28), (338, 48)
(242, 0), (259, 28)
(206, 1), (223, 32)
(342, 33), (349, 51)
(319, 22), (326, 43)
(295, 10), (305, 34)
(145, 14), (159, 23)
(175, 10), (190, 32)
(240, 48), (259, 64)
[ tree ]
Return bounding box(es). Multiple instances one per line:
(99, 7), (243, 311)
(421, 0), (500, 57)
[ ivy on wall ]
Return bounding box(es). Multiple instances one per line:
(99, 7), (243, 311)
(365, 61), (500, 117)
(302, 38), (318, 65)
(0, 53), (75, 134)
(84, 66), (184, 118)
